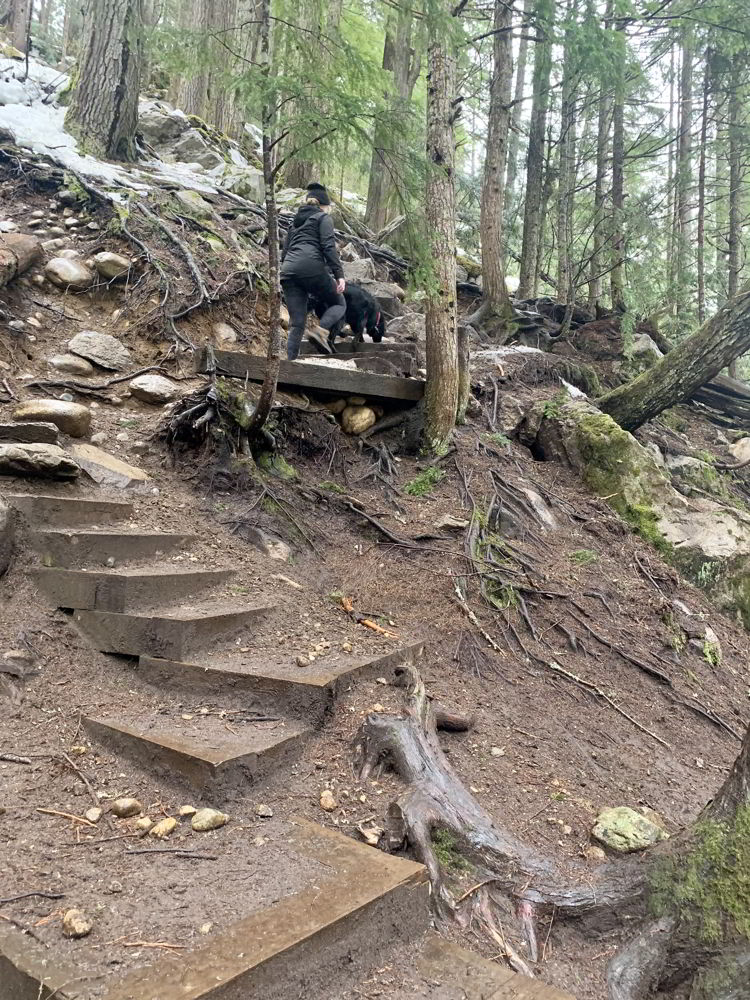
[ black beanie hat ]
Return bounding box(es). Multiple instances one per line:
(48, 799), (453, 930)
(306, 182), (331, 206)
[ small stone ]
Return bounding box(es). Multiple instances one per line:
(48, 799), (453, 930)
(13, 400), (91, 438)
(48, 353), (95, 377)
(41, 238), (69, 252)
(31, 210), (44, 219)
(199, 922), (213, 934)
(135, 817), (153, 832)
(90, 431), (107, 445)
(213, 321), (238, 345)
(92, 251), (131, 280)
(69, 444), (150, 490)
(592, 806), (669, 853)
(7, 319), (25, 331)
(25, 316), (42, 330)
(319, 789), (337, 812)
(62, 908), (92, 939)
(296, 655), (310, 668)
(341, 405), (377, 435)
(110, 797), (142, 818)
(562, 824), (573, 835)
(0, 442), (80, 479)
(116, 431), (129, 442)
(31, 274), (45, 286)
(371, 703), (385, 713)
(68, 331), (132, 371)
(348, 396), (367, 406)
(45, 257), (94, 291)
(255, 804), (273, 818)
(584, 845), (606, 863)
(64, 217), (79, 228)
(84, 807), (102, 824)
(0, 220), (19, 232)
(490, 746), (506, 757)
(341, 642), (353, 652)
(179, 805), (197, 817)
(357, 821), (384, 846)
(129, 374), (178, 405)
(253, 835), (267, 847)
(149, 816), (177, 839)
(59, 249), (82, 260)
(87, 222), (100, 231)
(191, 808), (229, 832)
(107, 880), (124, 894)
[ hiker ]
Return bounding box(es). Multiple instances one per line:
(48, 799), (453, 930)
(280, 183), (346, 359)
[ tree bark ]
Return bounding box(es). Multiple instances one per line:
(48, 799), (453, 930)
(472, 0), (513, 336)
(675, 25), (694, 323)
(9, 0), (31, 51)
(587, 0), (613, 311)
(424, 14), (458, 454)
(504, 0), (532, 199)
(598, 288), (750, 431)
(517, 0), (553, 299)
(697, 54), (710, 326)
(609, 22), (626, 311)
(64, 0), (144, 161)
(556, 0), (577, 307)
(246, 0), (279, 442)
(364, 4), (421, 232)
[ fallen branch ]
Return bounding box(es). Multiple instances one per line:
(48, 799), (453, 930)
(126, 849), (219, 860)
(36, 807), (96, 826)
(0, 891), (65, 905)
(0, 752), (31, 764)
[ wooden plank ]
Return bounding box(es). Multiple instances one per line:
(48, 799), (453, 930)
(197, 348), (425, 403)
(299, 339), (418, 358)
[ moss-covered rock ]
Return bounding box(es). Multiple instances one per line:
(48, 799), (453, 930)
(258, 451), (298, 480)
(593, 806), (669, 853)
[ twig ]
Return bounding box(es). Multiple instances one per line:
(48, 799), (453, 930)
(345, 501), (412, 546)
(36, 808), (96, 826)
(126, 849), (219, 860)
(0, 752), (31, 764)
(0, 891), (65, 905)
(568, 611), (672, 686)
(113, 939), (188, 951)
(60, 752), (117, 833)
(456, 877), (499, 904)
(454, 580), (506, 656)
(1, 378), (16, 399)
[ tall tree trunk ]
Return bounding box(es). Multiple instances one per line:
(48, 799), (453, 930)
(587, 0), (613, 310)
(364, 3), (421, 231)
(697, 54), (710, 325)
(517, 0), (553, 299)
(726, 57), (742, 378)
(609, 22), (626, 311)
(556, 0), (577, 307)
(666, 41), (677, 314)
(675, 25), (694, 322)
(64, 0), (144, 161)
(714, 91), (729, 305)
(246, 0), (280, 441)
(535, 124), (555, 297)
(598, 288), (750, 431)
(424, 14), (458, 454)
(10, 0), (31, 51)
(471, 0), (513, 336)
(504, 0), (532, 199)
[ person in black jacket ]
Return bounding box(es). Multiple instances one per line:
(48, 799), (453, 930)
(280, 183), (346, 359)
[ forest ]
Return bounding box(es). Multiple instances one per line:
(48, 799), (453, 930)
(1, 1), (750, 999)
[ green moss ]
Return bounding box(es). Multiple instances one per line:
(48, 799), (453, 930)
(431, 829), (473, 874)
(404, 466), (445, 496)
(662, 609), (687, 653)
(318, 480), (346, 494)
(661, 408), (688, 433)
(703, 639), (722, 668)
(650, 806), (750, 945)
(570, 549), (598, 566)
(484, 432), (512, 448)
(258, 451), (297, 480)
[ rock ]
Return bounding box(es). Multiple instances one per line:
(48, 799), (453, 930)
(0, 220), (19, 233)
(191, 808), (229, 832)
(48, 353), (95, 377)
(69, 444), (150, 490)
(358, 280), (405, 318)
(729, 437), (750, 466)
(341, 405), (376, 435)
(296, 655), (310, 668)
(255, 804), (273, 818)
(68, 331), (132, 371)
(62, 908), (92, 939)
(220, 165), (264, 203)
(92, 252), (131, 281)
(149, 816), (177, 839)
(347, 396), (367, 406)
(129, 374), (178, 404)
(592, 806), (669, 853)
(174, 189), (213, 217)
(490, 746), (506, 757)
(324, 399), (346, 415)
(135, 817), (153, 832)
(107, 880), (124, 893)
(13, 399), (91, 438)
(0, 422), (59, 445)
(357, 821), (384, 846)
(213, 321), (238, 345)
(110, 797), (142, 818)
(179, 804), (197, 817)
(64, 217), (79, 228)
(584, 845), (607, 863)
(387, 313), (425, 344)
(319, 789), (337, 812)
(0, 500), (13, 576)
(116, 432), (129, 442)
(85, 807), (102, 824)
(435, 514), (470, 531)
(44, 257), (94, 291)
(665, 454), (715, 492)
(199, 921), (213, 934)
(240, 525), (291, 562)
(26, 316), (42, 330)
(90, 432), (107, 445)
(42, 238), (69, 253)
(138, 103), (190, 144)
(0, 443), (80, 479)
(343, 258), (376, 282)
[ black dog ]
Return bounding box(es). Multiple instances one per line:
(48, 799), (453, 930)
(313, 283), (385, 348)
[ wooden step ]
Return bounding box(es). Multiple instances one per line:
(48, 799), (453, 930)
(31, 529), (194, 568)
(4, 492), (133, 527)
(299, 339), (418, 358)
(197, 348), (425, 404)
(84, 712), (311, 791)
(31, 565), (234, 612)
(73, 600), (273, 659)
(0, 820), (428, 1000)
(136, 640), (426, 722)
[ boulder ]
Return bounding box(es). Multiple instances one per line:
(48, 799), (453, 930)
(174, 189), (213, 218)
(171, 129), (215, 164)
(665, 454), (715, 492)
(387, 313), (425, 343)
(69, 444), (150, 490)
(358, 280), (405, 318)
(138, 103), (189, 144)
(0, 422), (59, 445)
(343, 258), (376, 283)
(0, 443), (80, 479)
(48, 353), (95, 376)
(128, 374), (178, 405)
(592, 806), (669, 853)
(221, 166), (264, 203)
(238, 525), (291, 562)
(44, 257), (94, 291)
(341, 405), (377, 435)
(68, 331), (132, 371)
(729, 437), (750, 466)
(92, 252), (131, 281)
(0, 501), (13, 576)
(13, 400), (91, 438)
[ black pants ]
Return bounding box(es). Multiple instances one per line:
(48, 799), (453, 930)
(281, 271), (346, 360)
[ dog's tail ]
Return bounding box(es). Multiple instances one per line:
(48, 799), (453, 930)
(372, 310), (385, 343)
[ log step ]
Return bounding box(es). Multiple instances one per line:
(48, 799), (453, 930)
(136, 640), (426, 722)
(31, 565), (234, 612)
(197, 348), (425, 403)
(30, 529), (194, 568)
(4, 492), (133, 527)
(73, 600), (274, 660)
(83, 713), (311, 791)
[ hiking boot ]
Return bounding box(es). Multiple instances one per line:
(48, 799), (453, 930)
(307, 327), (334, 355)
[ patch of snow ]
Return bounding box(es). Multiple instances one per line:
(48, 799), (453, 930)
(561, 379), (587, 399)
(295, 356), (358, 370)
(474, 345), (544, 360)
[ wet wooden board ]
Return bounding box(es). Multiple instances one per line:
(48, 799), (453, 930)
(197, 348), (424, 403)
(299, 339), (418, 358)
